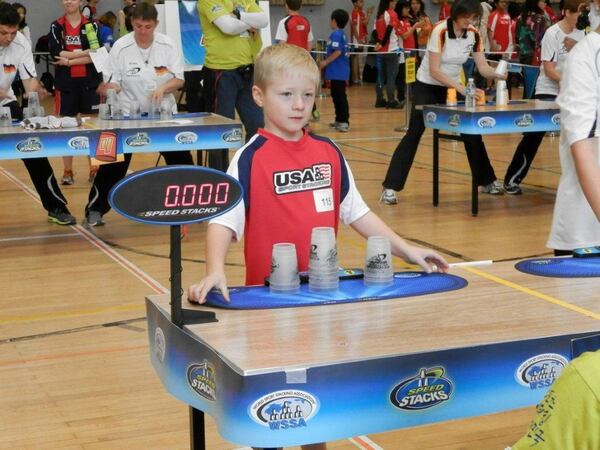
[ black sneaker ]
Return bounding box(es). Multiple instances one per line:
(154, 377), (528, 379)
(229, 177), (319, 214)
(504, 183), (523, 195)
(386, 100), (403, 109)
(375, 99), (387, 108)
(84, 210), (104, 227)
(47, 208), (76, 225)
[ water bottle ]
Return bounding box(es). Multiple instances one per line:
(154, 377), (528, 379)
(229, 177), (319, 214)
(85, 23), (100, 50)
(465, 78), (476, 110)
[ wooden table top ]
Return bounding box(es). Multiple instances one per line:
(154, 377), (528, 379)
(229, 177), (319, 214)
(149, 261), (600, 375)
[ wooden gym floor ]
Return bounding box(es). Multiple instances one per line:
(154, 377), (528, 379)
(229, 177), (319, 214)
(0, 84), (565, 449)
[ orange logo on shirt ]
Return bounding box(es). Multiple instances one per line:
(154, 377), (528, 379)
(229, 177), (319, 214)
(154, 66), (169, 76)
(3, 64), (16, 74)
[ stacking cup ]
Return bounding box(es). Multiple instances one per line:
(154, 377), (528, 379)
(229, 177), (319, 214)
(98, 103), (110, 120)
(160, 99), (173, 120)
(364, 236), (394, 286)
(149, 99), (161, 120)
(269, 243), (300, 294)
(308, 227), (339, 291)
(0, 107), (11, 126)
(130, 100), (141, 119)
(27, 91), (40, 111)
(494, 59), (508, 77)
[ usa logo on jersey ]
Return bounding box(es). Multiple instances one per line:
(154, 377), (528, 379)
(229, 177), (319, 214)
(273, 163), (332, 194)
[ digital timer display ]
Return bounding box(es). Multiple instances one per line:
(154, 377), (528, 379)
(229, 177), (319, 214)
(108, 165), (243, 225)
(164, 183), (230, 208)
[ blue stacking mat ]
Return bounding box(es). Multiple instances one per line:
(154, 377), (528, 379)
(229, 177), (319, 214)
(515, 257), (600, 278)
(205, 272), (468, 309)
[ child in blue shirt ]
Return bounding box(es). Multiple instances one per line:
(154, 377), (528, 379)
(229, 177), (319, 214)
(319, 9), (350, 132)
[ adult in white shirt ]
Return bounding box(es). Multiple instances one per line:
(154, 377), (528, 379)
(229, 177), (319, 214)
(0, 3), (75, 225)
(83, 2), (193, 227)
(381, 0), (506, 205)
(503, 0), (586, 195)
(547, 25), (600, 253)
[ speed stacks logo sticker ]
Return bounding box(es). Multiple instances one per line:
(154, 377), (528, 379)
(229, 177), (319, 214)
(390, 367), (453, 410)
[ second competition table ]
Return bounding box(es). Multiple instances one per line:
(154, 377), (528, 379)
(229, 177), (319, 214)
(0, 112), (242, 160)
(421, 100), (560, 215)
(145, 260), (600, 448)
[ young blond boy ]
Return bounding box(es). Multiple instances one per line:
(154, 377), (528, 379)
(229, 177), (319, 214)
(188, 42), (447, 301)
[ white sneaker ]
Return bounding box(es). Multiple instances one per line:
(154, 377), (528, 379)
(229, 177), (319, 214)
(336, 122), (349, 132)
(380, 188), (398, 205)
(481, 180), (504, 195)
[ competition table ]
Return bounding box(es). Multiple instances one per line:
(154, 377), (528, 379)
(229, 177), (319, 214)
(0, 112), (242, 160)
(421, 100), (560, 215)
(145, 260), (600, 448)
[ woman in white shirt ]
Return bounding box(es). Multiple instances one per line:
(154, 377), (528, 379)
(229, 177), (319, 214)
(83, 2), (193, 227)
(381, 0), (506, 204)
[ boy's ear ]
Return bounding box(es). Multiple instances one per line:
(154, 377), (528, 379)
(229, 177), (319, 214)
(252, 85), (265, 107)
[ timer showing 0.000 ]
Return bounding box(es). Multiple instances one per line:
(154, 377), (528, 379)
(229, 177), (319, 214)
(164, 183), (231, 208)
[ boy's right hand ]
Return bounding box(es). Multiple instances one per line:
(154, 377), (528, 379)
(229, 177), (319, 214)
(187, 271), (230, 304)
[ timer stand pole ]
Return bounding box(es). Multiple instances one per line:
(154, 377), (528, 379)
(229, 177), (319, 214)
(170, 225), (217, 328)
(169, 224), (216, 450)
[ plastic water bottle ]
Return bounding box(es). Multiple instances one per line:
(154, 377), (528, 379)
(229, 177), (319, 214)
(85, 23), (100, 50)
(465, 78), (476, 110)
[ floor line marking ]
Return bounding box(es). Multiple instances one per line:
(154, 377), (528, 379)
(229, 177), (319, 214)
(0, 166), (169, 325)
(0, 232), (80, 242)
(0, 303), (144, 325)
(0, 344), (148, 368)
(463, 266), (600, 321)
(349, 435), (383, 449)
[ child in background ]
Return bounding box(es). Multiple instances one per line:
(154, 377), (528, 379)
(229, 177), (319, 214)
(98, 11), (117, 50)
(395, 0), (420, 105)
(320, 9), (351, 131)
(82, 0), (99, 20)
(275, 0), (314, 50)
(350, 0), (374, 84)
(275, 0), (320, 121)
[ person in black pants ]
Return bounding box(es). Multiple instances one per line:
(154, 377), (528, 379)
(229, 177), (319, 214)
(381, 0), (507, 205)
(0, 3), (75, 225)
(84, 3), (193, 227)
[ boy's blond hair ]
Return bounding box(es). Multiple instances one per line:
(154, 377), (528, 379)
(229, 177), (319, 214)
(253, 43), (321, 89)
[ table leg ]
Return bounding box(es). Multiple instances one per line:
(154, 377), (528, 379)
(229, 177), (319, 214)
(472, 177), (478, 216)
(190, 407), (206, 450)
(433, 129), (439, 207)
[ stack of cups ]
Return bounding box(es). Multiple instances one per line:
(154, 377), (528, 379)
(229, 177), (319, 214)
(269, 243), (300, 294)
(130, 100), (141, 119)
(27, 91), (44, 117)
(160, 99), (173, 120)
(364, 236), (394, 286)
(308, 227), (339, 291)
(0, 107), (11, 127)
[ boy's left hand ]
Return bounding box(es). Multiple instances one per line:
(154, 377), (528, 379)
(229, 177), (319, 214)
(403, 246), (449, 273)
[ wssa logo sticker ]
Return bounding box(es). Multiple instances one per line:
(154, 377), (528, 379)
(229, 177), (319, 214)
(390, 366), (453, 410)
(249, 390), (319, 430)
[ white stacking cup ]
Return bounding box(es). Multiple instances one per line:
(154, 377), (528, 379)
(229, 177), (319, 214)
(269, 243), (300, 294)
(0, 107), (11, 127)
(129, 100), (141, 119)
(27, 91), (40, 110)
(308, 227), (339, 291)
(98, 103), (110, 120)
(160, 99), (173, 120)
(494, 59), (508, 77)
(364, 236), (394, 286)
(149, 98), (161, 120)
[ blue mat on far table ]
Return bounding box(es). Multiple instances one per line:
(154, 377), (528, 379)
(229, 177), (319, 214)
(205, 272), (468, 309)
(515, 257), (600, 278)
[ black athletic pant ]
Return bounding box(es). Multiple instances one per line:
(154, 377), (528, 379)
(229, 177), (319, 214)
(86, 151), (194, 216)
(330, 80), (349, 124)
(6, 101), (69, 213)
(383, 81), (497, 191)
(504, 94), (556, 186)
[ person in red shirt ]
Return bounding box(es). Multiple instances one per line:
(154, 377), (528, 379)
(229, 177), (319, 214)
(438, 0), (451, 20)
(488, 0), (514, 56)
(374, 0), (403, 108)
(49, 0), (102, 186)
(394, 0), (419, 103)
(350, 0), (373, 83)
(275, 0), (313, 50)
